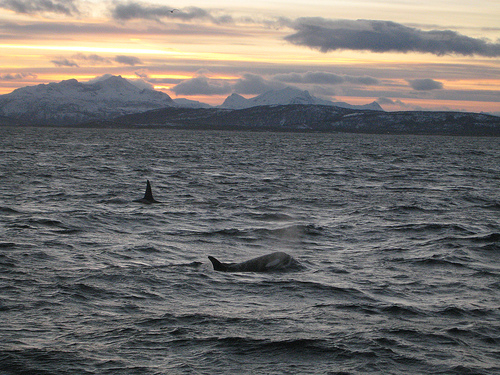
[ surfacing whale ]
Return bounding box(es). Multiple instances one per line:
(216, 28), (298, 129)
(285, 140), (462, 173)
(208, 251), (299, 272)
(134, 180), (160, 204)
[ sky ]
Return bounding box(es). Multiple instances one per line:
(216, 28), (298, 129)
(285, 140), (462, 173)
(0, 0), (499, 113)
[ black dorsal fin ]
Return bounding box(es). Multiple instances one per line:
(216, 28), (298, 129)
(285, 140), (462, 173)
(135, 180), (159, 204)
(208, 256), (228, 272)
(144, 180), (155, 201)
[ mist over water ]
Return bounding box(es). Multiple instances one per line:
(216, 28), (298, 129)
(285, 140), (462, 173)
(0, 127), (499, 374)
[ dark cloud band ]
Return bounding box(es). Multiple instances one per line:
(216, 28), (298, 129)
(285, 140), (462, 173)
(285, 18), (500, 57)
(115, 55), (143, 66)
(172, 76), (232, 96)
(0, 72), (37, 80)
(273, 71), (379, 85)
(111, 3), (233, 24)
(0, 0), (79, 15)
(408, 78), (443, 91)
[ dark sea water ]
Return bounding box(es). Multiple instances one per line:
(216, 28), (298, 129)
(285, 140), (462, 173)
(0, 127), (499, 375)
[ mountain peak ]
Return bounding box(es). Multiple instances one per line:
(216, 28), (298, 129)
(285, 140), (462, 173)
(220, 86), (383, 111)
(252, 87), (313, 106)
(220, 93), (249, 109)
(60, 78), (79, 85)
(0, 75), (175, 125)
(95, 75), (139, 91)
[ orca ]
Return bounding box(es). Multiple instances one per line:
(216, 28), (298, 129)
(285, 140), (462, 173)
(134, 180), (160, 204)
(208, 251), (299, 272)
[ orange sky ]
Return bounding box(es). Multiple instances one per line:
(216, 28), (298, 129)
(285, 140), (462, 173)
(0, 0), (499, 113)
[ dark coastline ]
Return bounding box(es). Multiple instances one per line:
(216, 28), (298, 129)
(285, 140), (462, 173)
(1, 104), (499, 136)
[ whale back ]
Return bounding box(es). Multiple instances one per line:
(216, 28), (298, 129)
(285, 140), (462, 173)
(208, 252), (299, 272)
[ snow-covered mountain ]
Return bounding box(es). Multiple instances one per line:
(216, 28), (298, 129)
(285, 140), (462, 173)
(220, 93), (251, 109)
(173, 98), (212, 108)
(0, 75), (176, 125)
(0, 75), (383, 126)
(220, 87), (383, 111)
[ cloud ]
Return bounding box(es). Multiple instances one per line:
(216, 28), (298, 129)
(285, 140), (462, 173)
(171, 71), (379, 97)
(377, 97), (466, 112)
(274, 71), (343, 85)
(285, 18), (500, 57)
(172, 75), (232, 96)
(377, 97), (424, 111)
(51, 58), (79, 67)
(128, 79), (154, 90)
(408, 78), (443, 91)
(0, 0), (80, 15)
(0, 72), (37, 80)
(111, 3), (233, 24)
(114, 55), (142, 66)
(72, 53), (111, 65)
(232, 73), (285, 95)
(51, 54), (141, 67)
(85, 74), (114, 84)
(111, 2), (174, 22)
(377, 97), (409, 107)
(273, 71), (379, 85)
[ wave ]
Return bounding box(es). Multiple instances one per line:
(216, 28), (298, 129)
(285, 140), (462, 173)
(377, 204), (445, 214)
(128, 245), (162, 254)
(379, 304), (427, 317)
(57, 282), (123, 302)
(27, 218), (67, 228)
(0, 242), (17, 249)
(388, 222), (475, 234)
(213, 336), (349, 357)
(477, 243), (500, 251)
(462, 195), (500, 210)
(482, 202), (500, 210)
(245, 212), (296, 222)
(99, 198), (129, 204)
(411, 256), (469, 268)
(260, 279), (375, 303)
(0, 348), (91, 375)
(467, 232), (500, 243)
(202, 223), (324, 239)
(436, 306), (494, 318)
(0, 253), (16, 269)
(0, 206), (20, 214)
(383, 328), (463, 347)
(447, 327), (500, 345)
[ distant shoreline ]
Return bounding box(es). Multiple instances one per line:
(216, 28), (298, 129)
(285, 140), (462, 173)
(2, 104), (499, 137)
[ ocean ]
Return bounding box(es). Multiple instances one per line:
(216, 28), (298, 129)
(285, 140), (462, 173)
(0, 127), (499, 374)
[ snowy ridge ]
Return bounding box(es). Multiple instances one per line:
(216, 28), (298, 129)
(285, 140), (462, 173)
(220, 86), (383, 111)
(0, 75), (176, 125)
(0, 75), (383, 125)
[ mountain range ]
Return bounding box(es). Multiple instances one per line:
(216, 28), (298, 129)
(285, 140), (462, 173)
(219, 87), (383, 111)
(0, 75), (380, 125)
(0, 75), (498, 135)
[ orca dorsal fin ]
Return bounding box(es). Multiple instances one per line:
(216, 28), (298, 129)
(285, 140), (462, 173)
(208, 256), (228, 272)
(135, 180), (159, 204)
(144, 180), (155, 201)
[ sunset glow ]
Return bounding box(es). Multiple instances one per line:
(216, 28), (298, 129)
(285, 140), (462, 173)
(0, 0), (499, 113)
